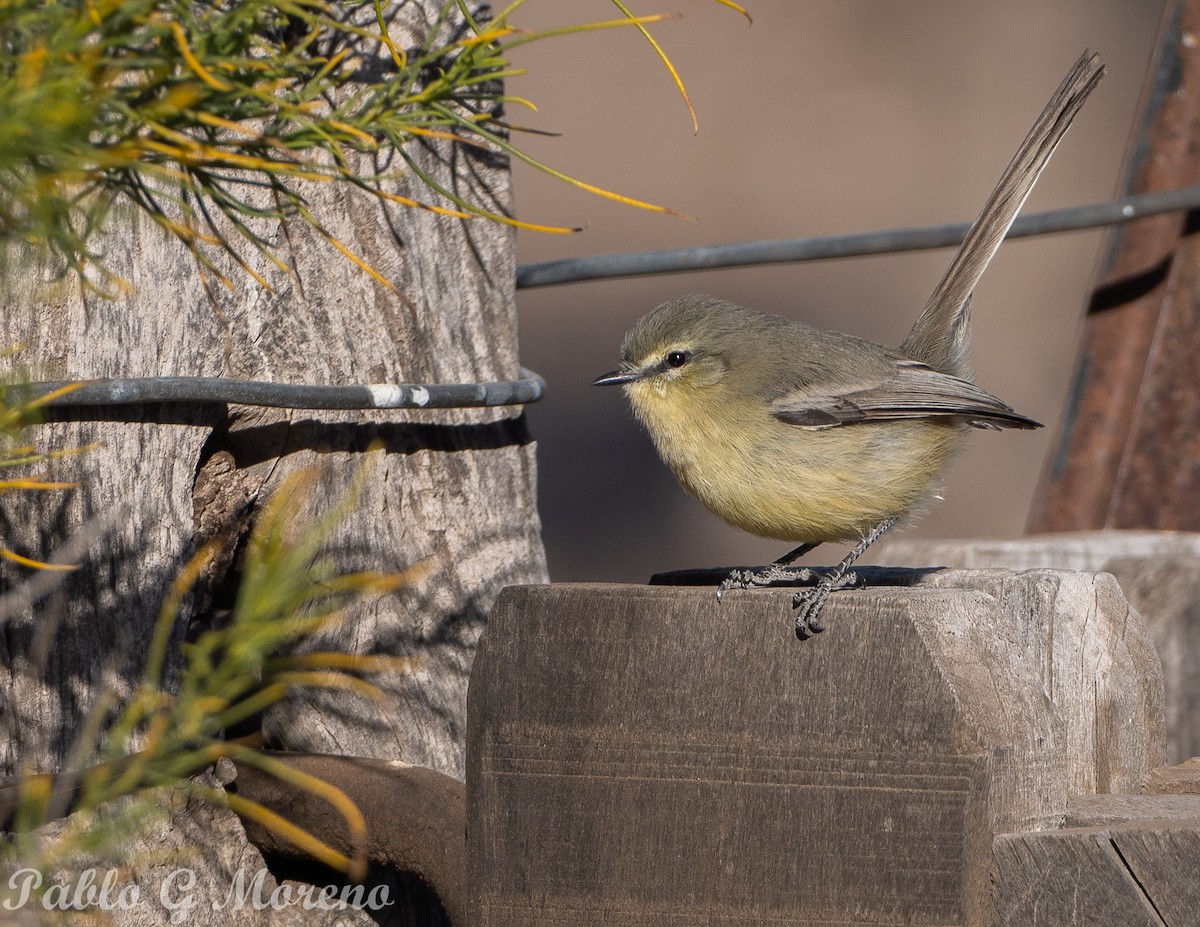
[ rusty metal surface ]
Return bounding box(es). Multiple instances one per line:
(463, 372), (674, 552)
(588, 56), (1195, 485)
(1029, 0), (1200, 532)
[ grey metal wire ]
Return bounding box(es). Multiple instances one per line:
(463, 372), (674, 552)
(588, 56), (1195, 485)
(515, 184), (1200, 288)
(20, 184), (1200, 412)
(23, 368), (545, 410)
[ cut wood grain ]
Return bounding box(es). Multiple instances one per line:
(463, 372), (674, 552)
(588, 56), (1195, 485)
(879, 531), (1199, 765)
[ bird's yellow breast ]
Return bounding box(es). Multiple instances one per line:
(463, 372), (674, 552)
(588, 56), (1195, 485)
(627, 378), (959, 543)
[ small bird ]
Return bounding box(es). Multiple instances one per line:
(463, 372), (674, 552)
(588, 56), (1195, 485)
(594, 51), (1104, 637)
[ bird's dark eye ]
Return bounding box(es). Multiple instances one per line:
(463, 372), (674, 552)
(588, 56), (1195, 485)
(665, 349), (691, 369)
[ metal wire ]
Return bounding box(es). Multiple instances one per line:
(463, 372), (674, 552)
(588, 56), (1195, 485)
(514, 184), (1200, 288)
(23, 368), (546, 410)
(21, 184), (1200, 412)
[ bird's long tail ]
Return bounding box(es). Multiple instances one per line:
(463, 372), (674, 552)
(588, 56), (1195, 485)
(900, 50), (1105, 377)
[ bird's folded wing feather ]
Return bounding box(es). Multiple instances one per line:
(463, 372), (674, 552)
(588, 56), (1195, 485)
(769, 360), (1040, 430)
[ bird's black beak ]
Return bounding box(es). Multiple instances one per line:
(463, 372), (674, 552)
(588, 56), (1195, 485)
(592, 367), (642, 386)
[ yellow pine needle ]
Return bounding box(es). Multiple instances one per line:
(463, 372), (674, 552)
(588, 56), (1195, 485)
(399, 125), (500, 152)
(0, 479), (78, 491)
(239, 263), (273, 291)
(140, 127), (331, 179)
(481, 128), (692, 220)
(453, 26), (517, 49)
(221, 749), (369, 880)
(160, 82), (205, 112)
(316, 229), (394, 290)
(49, 442), (102, 459)
(271, 671), (390, 703)
(502, 94), (539, 113)
(222, 791), (358, 877)
(192, 695), (229, 716)
(317, 563), (429, 596)
(308, 47), (353, 87)
(1, 549), (79, 571)
(24, 380), (87, 409)
(266, 653), (420, 674)
(195, 111), (265, 140)
(169, 22), (233, 93)
(712, 0), (752, 22)
(327, 119), (376, 147)
(134, 160), (204, 186)
(145, 542), (219, 688)
(500, 12), (678, 48)
(608, 0), (697, 134)
(373, 188), (474, 220)
(153, 216), (222, 247)
(17, 43), (47, 91)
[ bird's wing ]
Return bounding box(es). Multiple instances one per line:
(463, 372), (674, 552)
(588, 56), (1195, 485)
(769, 359), (1040, 431)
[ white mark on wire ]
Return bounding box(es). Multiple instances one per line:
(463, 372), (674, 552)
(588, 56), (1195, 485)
(367, 384), (406, 408)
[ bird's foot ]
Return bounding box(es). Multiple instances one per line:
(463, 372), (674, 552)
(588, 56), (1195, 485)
(791, 570), (861, 638)
(715, 564), (818, 601)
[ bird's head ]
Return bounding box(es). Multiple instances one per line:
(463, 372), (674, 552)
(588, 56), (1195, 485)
(592, 295), (744, 402)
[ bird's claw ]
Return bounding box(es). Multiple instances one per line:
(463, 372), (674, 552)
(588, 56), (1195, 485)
(791, 571), (859, 637)
(792, 588), (827, 638)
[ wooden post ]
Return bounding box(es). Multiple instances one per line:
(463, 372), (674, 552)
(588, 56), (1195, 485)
(0, 0), (546, 780)
(1028, 0), (1200, 531)
(467, 574), (1162, 926)
(0, 4), (540, 923)
(881, 531), (1200, 765)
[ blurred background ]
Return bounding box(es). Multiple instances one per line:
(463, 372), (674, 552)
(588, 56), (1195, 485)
(506, 1), (1167, 582)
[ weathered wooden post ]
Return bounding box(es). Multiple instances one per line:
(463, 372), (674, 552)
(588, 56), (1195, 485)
(1, 1), (542, 921)
(467, 573), (1163, 925)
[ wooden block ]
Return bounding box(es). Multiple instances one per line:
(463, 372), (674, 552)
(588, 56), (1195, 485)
(909, 569), (1165, 795)
(1067, 793), (1200, 826)
(877, 529), (1200, 573)
(996, 812), (1200, 926)
(1104, 557), (1200, 764)
(467, 577), (1162, 926)
(879, 530), (1196, 766)
(1147, 757), (1200, 793)
(993, 829), (1165, 927)
(1110, 825), (1200, 922)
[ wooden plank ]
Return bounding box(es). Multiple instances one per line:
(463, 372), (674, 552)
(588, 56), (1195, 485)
(1147, 757), (1200, 794)
(1067, 793), (1200, 826)
(1112, 826), (1200, 923)
(993, 829), (1165, 927)
(467, 576), (1162, 925)
(906, 568), (1165, 795)
(878, 529), (1200, 572)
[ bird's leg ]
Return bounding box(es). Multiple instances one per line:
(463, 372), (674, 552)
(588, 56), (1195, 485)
(715, 542), (821, 600)
(793, 516), (898, 638)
